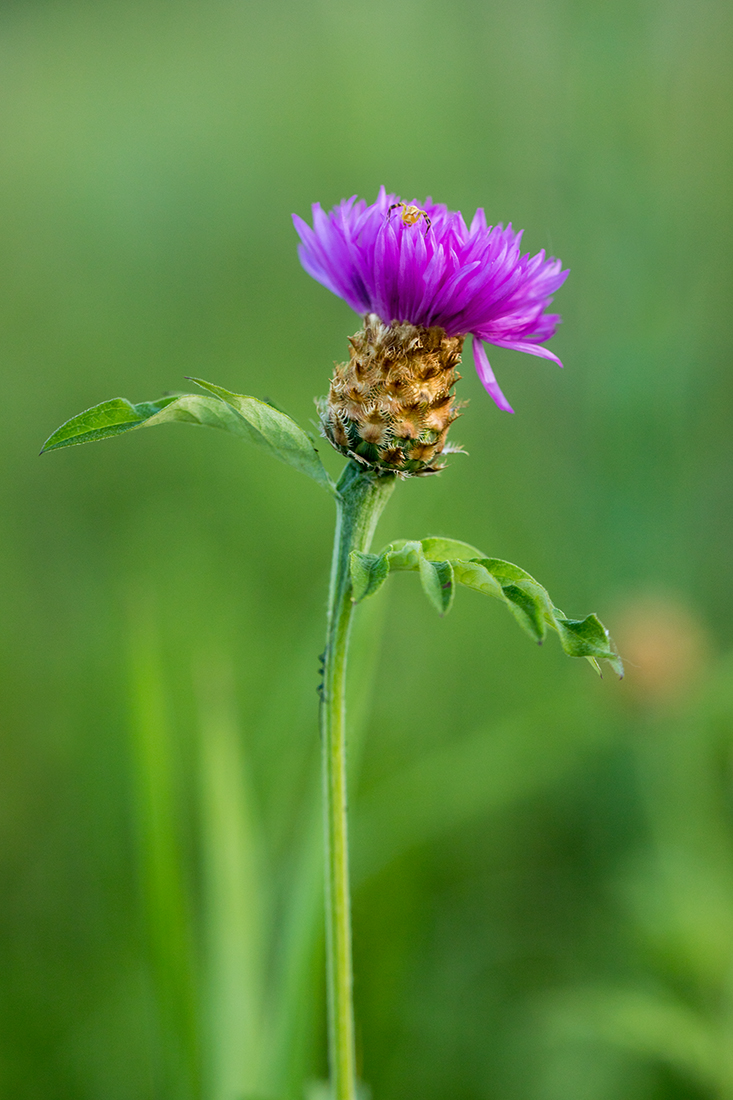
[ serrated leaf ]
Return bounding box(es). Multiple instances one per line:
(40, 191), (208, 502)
(418, 556), (455, 616)
(42, 383), (336, 494)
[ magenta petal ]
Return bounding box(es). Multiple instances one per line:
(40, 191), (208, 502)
(489, 340), (564, 368)
(293, 190), (568, 407)
(472, 337), (514, 413)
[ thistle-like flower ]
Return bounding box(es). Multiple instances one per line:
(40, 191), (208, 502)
(294, 188), (568, 474)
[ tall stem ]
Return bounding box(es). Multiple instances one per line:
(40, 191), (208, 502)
(320, 462), (396, 1100)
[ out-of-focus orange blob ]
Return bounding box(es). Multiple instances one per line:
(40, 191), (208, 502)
(615, 594), (711, 706)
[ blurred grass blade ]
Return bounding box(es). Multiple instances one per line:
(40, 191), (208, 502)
(548, 987), (729, 1095)
(266, 791), (324, 1100)
(195, 657), (268, 1100)
(41, 385), (336, 494)
(353, 691), (614, 883)
(128, 600), (200, 1100)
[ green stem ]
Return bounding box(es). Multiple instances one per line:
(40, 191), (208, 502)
(320, 462), (396, 1100)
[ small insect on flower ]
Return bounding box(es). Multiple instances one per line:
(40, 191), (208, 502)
(387, 201), (432, 236)
(293, 188), (568, 417)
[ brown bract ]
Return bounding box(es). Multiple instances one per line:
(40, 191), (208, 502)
(319, 314), (465, 476)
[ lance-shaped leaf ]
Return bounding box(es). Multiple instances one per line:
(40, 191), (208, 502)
(349, 538), (622, 677)
(188, 378), (334, 492)
(41, 382), (336, 495)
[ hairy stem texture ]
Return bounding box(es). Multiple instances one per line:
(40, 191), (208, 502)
(320, 462), (396, 1100)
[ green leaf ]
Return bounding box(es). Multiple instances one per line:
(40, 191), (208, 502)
(350, 551), (390, 603)
(41, 383), (336, 494)
(189, 378), (334, 493)
(351, 540), (456, 617)
(419, 537), (486, 562)
(499, 582), (547, 643)
(450, 560), (505, 599)
(555, 614), (624, 678)
(349, 538), (622, 676)
(40, 396), (179, 451)
(418, 556), (454, 616)
(383, 540), (422, 571)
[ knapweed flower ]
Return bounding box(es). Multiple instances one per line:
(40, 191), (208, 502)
(294, 188), (567, 474)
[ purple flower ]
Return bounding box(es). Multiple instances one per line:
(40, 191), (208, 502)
(293, 188), (568, 413)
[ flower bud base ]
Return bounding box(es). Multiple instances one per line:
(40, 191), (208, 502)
(319, 314), (464, 476)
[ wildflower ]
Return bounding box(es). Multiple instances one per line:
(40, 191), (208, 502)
(294, 188), (567, 472)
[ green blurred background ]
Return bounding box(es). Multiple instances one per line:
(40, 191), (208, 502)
(1, 0), (732, 1097)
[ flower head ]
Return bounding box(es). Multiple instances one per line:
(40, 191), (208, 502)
(293, 188), (568, 414)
